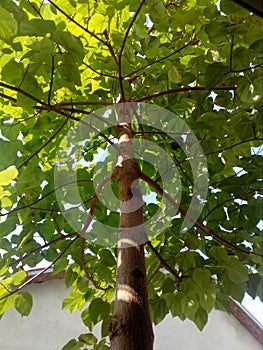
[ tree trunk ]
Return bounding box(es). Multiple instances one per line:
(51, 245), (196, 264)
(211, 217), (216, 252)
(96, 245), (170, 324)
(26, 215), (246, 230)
(110, 104), (154, 350)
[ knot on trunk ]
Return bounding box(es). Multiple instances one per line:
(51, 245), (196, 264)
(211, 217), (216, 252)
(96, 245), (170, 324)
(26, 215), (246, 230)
(131, 268), (144, 279)
(109, 314), (125, 340)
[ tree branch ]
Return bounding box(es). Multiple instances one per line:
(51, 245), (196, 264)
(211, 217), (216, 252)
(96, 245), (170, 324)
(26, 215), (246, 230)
(202, 189), (262, 222)
(47, 0), (107, 45)
(80, 238), (111, 291)
(48, 54), (55, 106)
(83, 61), (118, 80)
(58, 107), (114, 128)
(147, 263), (161, 285)
(125, 42), (193, 78)
(119, 0), (146, 60)
(231, 63), (263, 73)
(37, 105), (118, 151)
(0, 92), (16, 103)
(12, 232), (78, 266)
(134, 86), (235, 102)
(0, 81), (50, 108)
(56, 100), (114, 107)
(140, 172), (263, 257)
(0, 236), (78, 302)
(205, 137), (263, 159)
(147, 241), (181, 281)
(0, 179), (93, 217)
(117, 0), (146, 100)
(18, 119), (68, 169)
(80, 174), (113, 237)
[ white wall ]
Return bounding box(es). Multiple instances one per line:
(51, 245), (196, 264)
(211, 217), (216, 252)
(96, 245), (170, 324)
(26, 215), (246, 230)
(0, 279), (261, 350)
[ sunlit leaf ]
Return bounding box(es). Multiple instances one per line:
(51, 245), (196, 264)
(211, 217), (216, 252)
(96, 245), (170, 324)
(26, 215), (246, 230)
(0, 168), (18, 186)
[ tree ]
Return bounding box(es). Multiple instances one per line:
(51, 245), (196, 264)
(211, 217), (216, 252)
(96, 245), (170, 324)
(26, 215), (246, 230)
(0, 0), (262, 349)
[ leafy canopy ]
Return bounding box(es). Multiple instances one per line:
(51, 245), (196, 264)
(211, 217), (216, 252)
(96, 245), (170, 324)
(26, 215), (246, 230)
(0, 0), (262, 345)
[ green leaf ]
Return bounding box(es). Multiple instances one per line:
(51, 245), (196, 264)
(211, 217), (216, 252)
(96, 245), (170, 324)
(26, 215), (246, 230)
(53, 257), (69, 275)
(194, 306), (208, 331)
(61, 339), (81, 350)
(89, 298), (111, 324)
(0, 214), (18, 238)
(209, 246), (229, 262)
(16, 75), (43, 108)
(164, 293), (185, 319)
(19, 19), (56, 36)
(0, 294), (17, 316)
(220, 0), (248, 16)
(246, 274), (261, 299)
(0, 5), (18, 39)
(58, 54), (82, 87)
(2, 60), (24, 85)
(12, 270), (27, 285)
(204, 63), (228, 88)
(39, 220), (55, 241)
(101, 315), (112, 338)
(52, 30), (84, 63)
(150, 296), (168, 325)
(215, 290), (231, 312)
(161, 277), (176, 294)
(228, 282), (246, 302)
(99, 249), (116, 267)
(15, 292), (33, 317)
(78, 333), (97, 345)
(65, 268), (78, 288)
(228, 257), (248, 284)
(168, 66), (182, 84)
(62, 290), (86, 313)
(192, 269), (216, 312)
(81, 308), (95, 331)
(94, 339), (110, 350)
(88, 13), (108, 33)
(180, 291), (199, 319)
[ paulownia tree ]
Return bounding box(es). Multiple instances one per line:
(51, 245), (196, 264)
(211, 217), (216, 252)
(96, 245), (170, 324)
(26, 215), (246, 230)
(0, 0), (262, 349)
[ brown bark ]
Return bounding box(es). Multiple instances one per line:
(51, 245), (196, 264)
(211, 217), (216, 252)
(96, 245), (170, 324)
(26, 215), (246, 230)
(110, 104), (154, 350)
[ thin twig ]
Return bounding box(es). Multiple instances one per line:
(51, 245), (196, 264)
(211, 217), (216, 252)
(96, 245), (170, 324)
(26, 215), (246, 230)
(134, 85), (235, 102)
(12, 232), (78, 266)
(147, 263), (162, 285)
(0, 179), (92, 218)
(0, 93), (16, 103)
(80, 238), (111, 291)
(125, 42), (193, 78)
(0, 237), (79, 302)
(118, 0), (146, 100)
(47, 0), (107, 45)
(48, 54), (55, 106)
(18, 119), (68, 169)
(57, 100), (113, 107)
(0, 81), (50, 108)
(36, 105), (118, 151)
(147, 241), (181, 280)
(140, 172), (263, 257)
(83, 62), (118, 80)
(202, 189), (261, 222)
(80, 174), (113, 236)
(59, 107), (114, 128)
